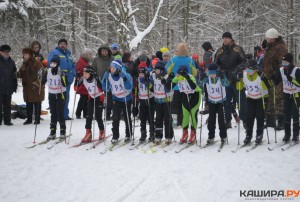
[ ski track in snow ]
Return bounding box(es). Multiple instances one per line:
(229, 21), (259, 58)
(0, 85), (299, 202)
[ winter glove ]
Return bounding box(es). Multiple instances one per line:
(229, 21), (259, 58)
(144, 71), (150, 82)
(161, 78), (167, 85)
(168, 72), (175, 80)
(217, 70), (224, 79)
(284, 69), (293, 81)
(236, 72), (243, 81)
(132, 107), (139, 117)
(119, 72), (127, 81)
(102, 72), (109, 80)
(32, 81), (40, 91)
(76, 71), (81, 79)
(200, 73), (207, 81)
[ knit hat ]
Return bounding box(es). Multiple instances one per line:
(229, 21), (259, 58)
(192, 54), (199, 60)
(162, 51), (171, 57)
(114, 54), (122, 61)
(202, 41), (213, 51)
(83, 65), (96, 74)
(138, 62), (148, 69)
(208, 63), (219, 74)
(177, 65), (188, 75)
(246, 59), (258, 70)
(155, 60), (165, 70)
(111, 43), (119, 50)
(58, 38), (68, 45)
(50, 55), (60, 66)
(266, 28), (279, 39)
(0, 44), (11, 52)
(282, 53), (293, 64)
(156, 51), (163, 61)
(110, 60), (122, 71)
(160, 47), (169, 53)
(222, 32), (233, 39)
(138, 53), (148, 62)
(22, 48), (34, 55)
(82, 48), (93, 55)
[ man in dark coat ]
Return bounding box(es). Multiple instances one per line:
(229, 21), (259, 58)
(0, 45), (17, 126)
(215, 32), (247, 129)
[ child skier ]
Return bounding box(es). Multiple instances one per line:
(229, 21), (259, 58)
(102, 61), (133, 144)
(151, 60), (174, 144)
(167, 65), (202, 144)
(236, 59), (271, 144)
(43, 55), (68, 140)
(78, 65), (105, 143)
(132, 65), (155, 142)
(198, 63), (229, 144)
(273, 53), (300, 143)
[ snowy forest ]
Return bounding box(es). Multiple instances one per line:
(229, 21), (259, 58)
(0, 0), (299, 64)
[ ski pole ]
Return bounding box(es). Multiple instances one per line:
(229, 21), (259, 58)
(146, 82), (154, 142)
(102, 78), (108, 147)
(199, 83), (204, 147)
(66, 73), (79, 144)
(131, 86), (138, 146)
(33, 76), (42, 143)
(92, 78), (97, 145)
(273, 82), (276, 144)
(165, 82), (174, 142)
(260, 78), (269, 144)
(122, 76), (133, 144)
(220, 77), (228, 145)
(237, 81), (241, 145)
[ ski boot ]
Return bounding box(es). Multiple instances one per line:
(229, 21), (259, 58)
(292, 135), (299, 142)
(99, 130), (105, 140)
(180, 129), (188, 144)
(111, 138), (119, 144)
(255, 135), (263, 144)
(283, 123), (291, 142)
(165, 138), (172, 145)
(23, 119), (32, 125)
(187, 129), (196, 144)
(139, 131), (147, 142)
(154, 137), (162, 144)
(81, 129), (92, 143)
(207, 137), (215, 144)
(124, 136), (131, 143)
(243, 136), (252, 145)
(220, 137), (227, 144)
(59, 124), (66, 140)
(47, 124), (56, 140)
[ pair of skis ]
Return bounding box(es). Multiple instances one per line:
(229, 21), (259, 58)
(268, 141), (299, 151)
(26, 135), (72, 149)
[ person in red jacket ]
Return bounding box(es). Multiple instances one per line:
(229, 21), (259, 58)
(79, 65), (105, 143)
(75, 48), (93, 119)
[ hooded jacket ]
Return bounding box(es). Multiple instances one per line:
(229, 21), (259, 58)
(92, 44), (114, 79)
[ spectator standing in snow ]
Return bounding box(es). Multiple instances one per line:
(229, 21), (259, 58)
(18, 48), (45, 125)
(92, 44), (114, 120)
(215, 32), (247, 129)
(48, 39), (75, 120)
(0, 45), (17, 126)
(261, 28), (287, 130)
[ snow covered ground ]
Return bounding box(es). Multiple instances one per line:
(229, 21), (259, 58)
(0, 84), (299, 202)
